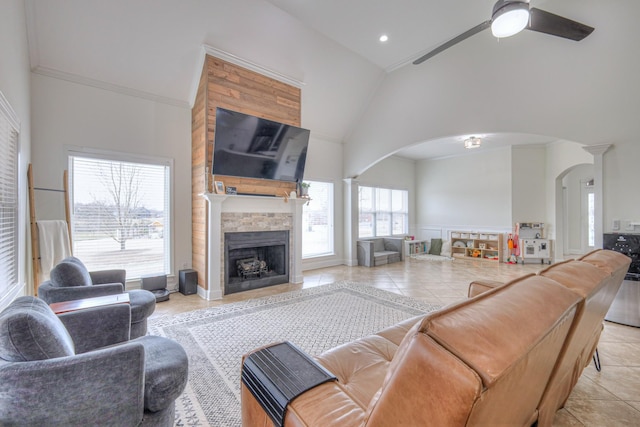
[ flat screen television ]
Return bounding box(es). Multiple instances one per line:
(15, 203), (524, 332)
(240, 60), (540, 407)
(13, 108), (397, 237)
(212, 107), (310, 183)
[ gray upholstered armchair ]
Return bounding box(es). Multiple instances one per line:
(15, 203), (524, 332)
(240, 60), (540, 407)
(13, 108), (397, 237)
(38, 256), (156, 338)
(0, 296), (188, 426)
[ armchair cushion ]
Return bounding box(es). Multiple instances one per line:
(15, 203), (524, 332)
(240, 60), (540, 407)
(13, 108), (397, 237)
(50, 258), (92, 287)
(0, 296), (74, 362)
(58, 304), (132, 353)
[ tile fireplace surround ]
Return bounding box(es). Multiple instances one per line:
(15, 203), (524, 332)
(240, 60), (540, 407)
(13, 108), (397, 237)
(202, 193), (306, 300)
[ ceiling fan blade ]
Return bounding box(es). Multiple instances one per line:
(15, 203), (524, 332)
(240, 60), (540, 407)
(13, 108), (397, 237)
(413, 20), (491, 65)
(527, 8), (594, 41)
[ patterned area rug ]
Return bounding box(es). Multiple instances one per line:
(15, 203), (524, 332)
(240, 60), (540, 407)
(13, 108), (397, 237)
(148, 281), (440, 427)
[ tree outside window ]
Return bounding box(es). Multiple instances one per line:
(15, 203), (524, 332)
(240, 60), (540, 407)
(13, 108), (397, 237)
(69, 154), (171, 279)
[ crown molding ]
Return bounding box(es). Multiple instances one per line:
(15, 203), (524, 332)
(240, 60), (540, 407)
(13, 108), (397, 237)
(32, 66), (189, 109)
(189, 44), (306, 108)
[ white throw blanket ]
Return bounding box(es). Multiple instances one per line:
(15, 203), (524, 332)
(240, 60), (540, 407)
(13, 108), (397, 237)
(37, 220), (72, 282)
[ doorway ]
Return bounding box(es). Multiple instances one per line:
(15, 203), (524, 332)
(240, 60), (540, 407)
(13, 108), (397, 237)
(559, 164), (594, 257)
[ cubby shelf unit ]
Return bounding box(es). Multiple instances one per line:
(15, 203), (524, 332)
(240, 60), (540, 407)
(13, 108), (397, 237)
(450, 231), (503, 262)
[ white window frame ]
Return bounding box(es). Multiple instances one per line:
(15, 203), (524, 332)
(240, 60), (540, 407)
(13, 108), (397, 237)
(0, 91), (21, 302)
(66, 146), (174, 280)
(358, 185), (408, 238)
(302, 179), (335, 258)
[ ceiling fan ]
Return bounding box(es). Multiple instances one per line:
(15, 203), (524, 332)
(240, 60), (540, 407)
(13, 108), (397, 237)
(413, 0), (594, 65)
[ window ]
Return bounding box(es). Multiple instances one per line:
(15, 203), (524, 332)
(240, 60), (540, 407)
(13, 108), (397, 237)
(588, 192), (595, 247)
(302, 180), (334, 257)
(359, 186), (408, 237)
(68, 150), (172, 280)
(0, 92), (19, 296)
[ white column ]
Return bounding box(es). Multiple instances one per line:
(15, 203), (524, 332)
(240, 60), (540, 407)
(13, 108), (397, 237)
(290, 199), (307, 284)
(343, 178), (359, 266)
(202, 193), (225, 300)
(582, 144), (611, 249)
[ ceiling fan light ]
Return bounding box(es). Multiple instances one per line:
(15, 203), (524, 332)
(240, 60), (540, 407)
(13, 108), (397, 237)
(464, 137), (482, 149)
(491, 1), (530, 38)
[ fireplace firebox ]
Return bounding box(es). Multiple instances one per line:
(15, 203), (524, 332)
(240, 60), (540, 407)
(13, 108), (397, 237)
(224, 230), (289, 294)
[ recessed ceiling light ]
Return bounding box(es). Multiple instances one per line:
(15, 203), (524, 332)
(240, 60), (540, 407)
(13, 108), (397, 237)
(464, 136), (482, 149)
(379, 34), (389, 42)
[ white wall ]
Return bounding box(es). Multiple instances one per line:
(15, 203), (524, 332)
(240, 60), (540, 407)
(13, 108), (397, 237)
(415, 148), (512, 237)
(31, 74), (192, 289)
(603, 141), (640, 233)
(511, 146), (546, 223)
(0, 0), (32, 308)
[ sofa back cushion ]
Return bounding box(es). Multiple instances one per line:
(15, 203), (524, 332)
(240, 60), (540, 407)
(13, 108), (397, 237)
(372, 239), (385, 252)
(0, 296), (74, 362)
(50, 257), (92, 287)
(366, 273), (582, 427)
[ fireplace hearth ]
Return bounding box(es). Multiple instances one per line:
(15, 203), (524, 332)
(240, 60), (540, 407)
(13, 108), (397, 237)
(224, 230), (289, 294)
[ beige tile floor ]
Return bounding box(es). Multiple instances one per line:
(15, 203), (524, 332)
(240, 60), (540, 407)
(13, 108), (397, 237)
(152, 257), (640, 426)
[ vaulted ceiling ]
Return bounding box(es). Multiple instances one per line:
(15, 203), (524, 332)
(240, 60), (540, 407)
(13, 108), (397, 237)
(25, 0), (637, 163)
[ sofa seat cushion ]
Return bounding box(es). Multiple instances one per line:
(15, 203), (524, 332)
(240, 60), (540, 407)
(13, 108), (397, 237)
(0, 296), (74, 362)
(386, 253), (401, 264)
(315, 335), (398, 408)
(372, 255), (388, 266)
(137, 335), (188, 413)
(374, 251), (398, 260)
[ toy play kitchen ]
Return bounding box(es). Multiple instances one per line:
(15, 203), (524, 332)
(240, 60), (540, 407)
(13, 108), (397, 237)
(517, 223), (552, 264)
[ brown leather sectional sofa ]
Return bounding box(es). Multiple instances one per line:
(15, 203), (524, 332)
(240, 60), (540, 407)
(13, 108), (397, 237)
(241, 249), (630, 427)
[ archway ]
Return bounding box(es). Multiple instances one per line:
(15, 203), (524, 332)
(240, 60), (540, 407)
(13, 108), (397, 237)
(555, 164), (594, 260)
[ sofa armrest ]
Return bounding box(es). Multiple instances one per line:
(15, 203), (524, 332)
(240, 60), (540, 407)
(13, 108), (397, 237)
(58, 303), (132, 353)
(38, 282), (125, 304)
(468, 280), (505, 298)
(357, 240), (375, 267)
(242, 342), (337, 427)
(242, 379), (365, 427)
(0, 342), (145, 426)
(90, 269), (126, 285)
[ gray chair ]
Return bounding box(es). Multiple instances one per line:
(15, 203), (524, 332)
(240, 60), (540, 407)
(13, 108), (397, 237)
(0, 296), (188, 426)
(38, 256), (156, 338)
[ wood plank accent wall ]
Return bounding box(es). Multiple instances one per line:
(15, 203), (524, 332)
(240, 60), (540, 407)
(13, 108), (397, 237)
(191, 55), (302, 290)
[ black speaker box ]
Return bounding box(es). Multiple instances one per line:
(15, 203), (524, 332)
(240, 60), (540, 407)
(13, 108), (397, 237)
(179, 269), (198, 295)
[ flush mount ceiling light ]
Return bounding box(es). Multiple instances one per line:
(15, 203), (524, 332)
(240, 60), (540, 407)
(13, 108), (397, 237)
(379, 34), (389, 42)
(464, 136), (482, 149)
(491, 0), (530, 38)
